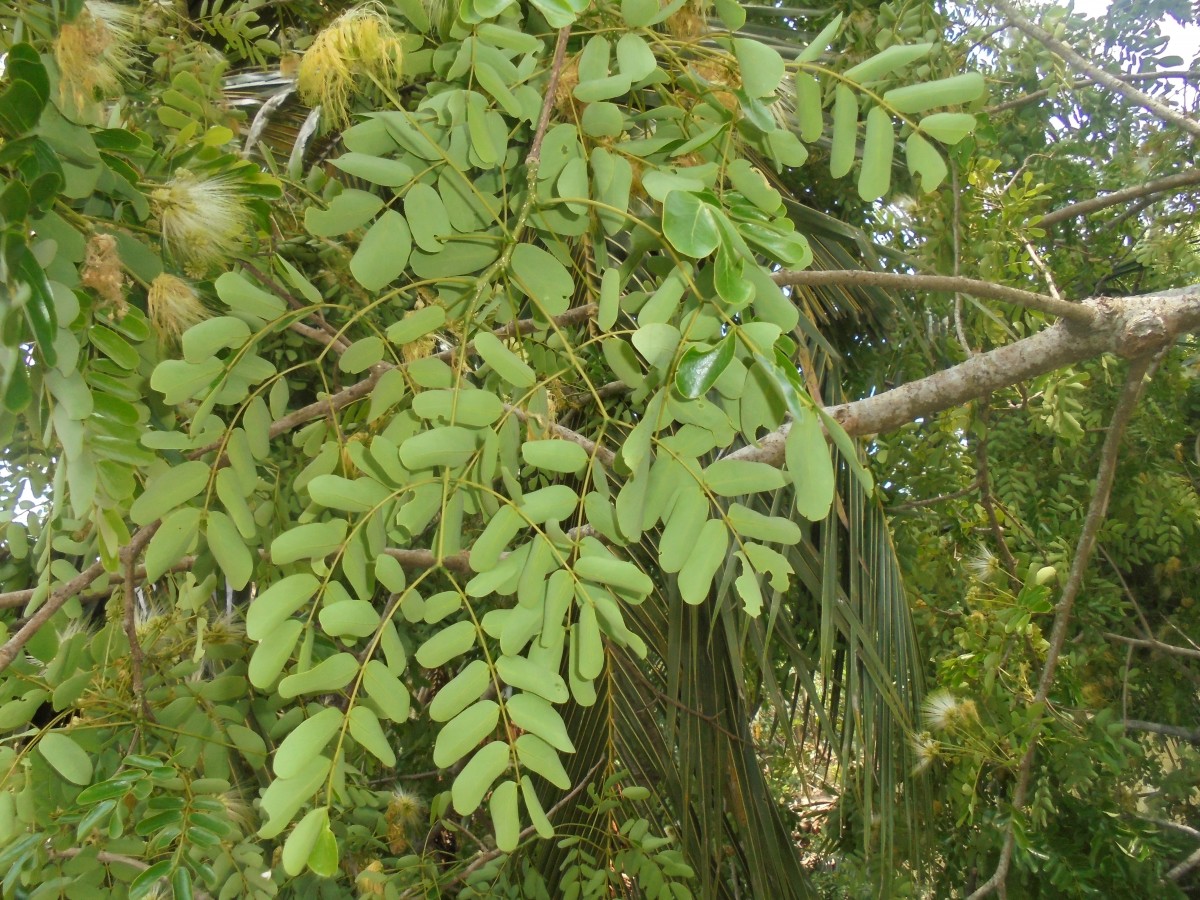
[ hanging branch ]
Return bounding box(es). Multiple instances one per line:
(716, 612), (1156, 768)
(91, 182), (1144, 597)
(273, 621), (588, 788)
(968, 352), (1155, 899)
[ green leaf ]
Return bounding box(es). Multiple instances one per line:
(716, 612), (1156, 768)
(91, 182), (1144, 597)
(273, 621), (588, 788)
(905, 131), (948, 193)
(572, 601), (604, 679)
(318, 600), (381, 638)
(415, 620), (477, 668)
(726, 503), (803, 545)
(308, 474), (391, 513)
(215, 271), (287, 321)
(412, 388), (503, 426)
(522, 439), (588, 474)
(509, 244), (574, 316)
(521, 776), (555, 838)
(703, 458), (789, 496)
(677, 518), (728, 604)
(398, 426), (477, 469)
(330, 152), (414, 187)
(616, 34), (656, 81)
(884, 72), (986, 114)
(663, 191), (720, 258)
(248, 620), (304, 688)
(844, 43), (934, 83)
(144, 507), (202, 581)
(88, 325), (138, 370)
(919, 111), (978, 145)
(430, 658), (491, 722)
(506, 692), (574, 753)
(405, 182), (451, 253)
(516, 734), (571, 789)
(574, 555), (653, 597)
(363, 659), (411, 722)
(786, 407), (835, 521)
(351, 211), (412, 292)
(830, 86), (858, 179)
(258, 756), (330, 839)
(497, 654), (569, 703)
(207, 510), (253, 590)
(305, 189), (385, 237)
(128, 861), (172, 900)
(130, 461), (210, 526)
(274, 708), (343, 778)
(348, 706), (396, 766)
(472, 331), (537, 387)
(632, 323), (681, 370)
(452, 740), (510, 814)
(270, 519), (349, 564)
(387, 304), (446, 344)
(182, 317), (251, 364)
(797, 14), (843, 63)
(246, 575), (321, 642)
(282, 807), (327, 877)
(38, 733), (93, 785)
(491, 779), (521, 851)
(308, 822), (339, 878)
(733, 38), (784, 98)
(675, 336), (734, 399)
(433, 699), (500, 768)
(277, 652), (358, 698)
(858, 106), (894, 201)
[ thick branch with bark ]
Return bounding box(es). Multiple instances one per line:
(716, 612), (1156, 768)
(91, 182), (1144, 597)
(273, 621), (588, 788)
(729, 286), (1200, 465)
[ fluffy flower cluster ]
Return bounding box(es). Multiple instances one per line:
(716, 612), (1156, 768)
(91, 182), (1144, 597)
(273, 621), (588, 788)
(54, 1), (137, 113)
(147, 273), (207, 345)
(297, 3), (405, 129)
(150, 169), (252, 273)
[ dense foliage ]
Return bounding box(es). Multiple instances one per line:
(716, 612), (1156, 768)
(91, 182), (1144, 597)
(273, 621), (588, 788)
(0, 0), (1196, 898)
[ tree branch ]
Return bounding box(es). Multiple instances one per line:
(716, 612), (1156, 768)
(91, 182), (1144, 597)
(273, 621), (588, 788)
(991, 0), (1200, 138)
(1104, 632), (1200, 661)
(0, 525), (159, 674)
(985, 69), (1200, 115)
(888, 477), (982, 512)
(1038, 169), (1200, 228)
(968, 353), (1155, 899)
(772, 269), (1093, 323)
(729, 287), (1200, 466)
(1123, 719), (1200, 744)
(526, 27), (571, 166)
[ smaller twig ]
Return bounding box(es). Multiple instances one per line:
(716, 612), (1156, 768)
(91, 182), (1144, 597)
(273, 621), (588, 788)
(985, 70), (1200, 114)
(889, 478), (982, 512)
(1039, 170), (1200, 229)
(771, 269), (1093, 323)
(951, 163), (973, 357)
(383, 547), (471, 575)
(975, 403), (1020, 582)
(527, 27), (572, 167)
(122, 558), (152, 721)
(1103, 632), (1200, 661)
(1021, 239), (1063, 304)
(1123, 719), (1200, 744)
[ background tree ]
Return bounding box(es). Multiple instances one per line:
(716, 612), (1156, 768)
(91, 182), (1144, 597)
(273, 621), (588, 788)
(0, 0), (1197, 898)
